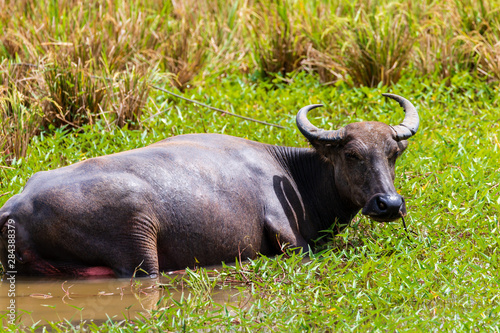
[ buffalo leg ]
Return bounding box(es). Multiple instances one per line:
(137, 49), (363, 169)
(111, 217), (160, 278)
(264, 216), (308, 253)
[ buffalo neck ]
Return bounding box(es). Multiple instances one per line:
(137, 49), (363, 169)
(268, 145), (360, 241)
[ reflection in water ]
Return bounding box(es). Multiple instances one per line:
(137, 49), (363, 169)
(0, 274), (249, 327)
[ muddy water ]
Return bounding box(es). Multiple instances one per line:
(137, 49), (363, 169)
(0, 274), (248, 327)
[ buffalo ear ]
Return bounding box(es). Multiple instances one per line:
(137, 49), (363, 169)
(310, 139), (345, 160)
(311, 138), (344, 149)
(397, 140), (408, 152)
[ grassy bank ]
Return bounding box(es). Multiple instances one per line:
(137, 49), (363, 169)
(1, 0), (500, 331)
(1, 71), (500, 331)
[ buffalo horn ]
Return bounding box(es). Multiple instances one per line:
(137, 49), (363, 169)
(296, 104), (346, 143)
(382, 93), (419, 141)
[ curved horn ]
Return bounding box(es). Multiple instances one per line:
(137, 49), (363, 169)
(296, 104), (345, 142)
(382, 93), (419, 141)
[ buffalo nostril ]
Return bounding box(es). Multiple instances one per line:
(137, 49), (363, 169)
(374, 195), (403, 214)
(362, 194), (406, 221)
(378, 200), (387, 211)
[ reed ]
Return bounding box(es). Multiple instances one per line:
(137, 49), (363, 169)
(300, 1), (347, 83)
(341, 4), (416, 87)
(245, 1), (307, 78)
(2, 0), (500, 162)
(42, 58), (105, 129)
(0, 61), (43, 160)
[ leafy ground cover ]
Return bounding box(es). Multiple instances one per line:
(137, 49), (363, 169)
(1, 0), (500, 331)
(1, 71), (500, 331)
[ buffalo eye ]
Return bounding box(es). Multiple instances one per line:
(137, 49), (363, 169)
(389, 149), (400, 161)
(345, 151), (361, 161)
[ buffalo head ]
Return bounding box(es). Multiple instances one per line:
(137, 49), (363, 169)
(296, 94), (419, 222)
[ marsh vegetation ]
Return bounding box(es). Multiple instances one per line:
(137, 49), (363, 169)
(1, 0), (500, 331)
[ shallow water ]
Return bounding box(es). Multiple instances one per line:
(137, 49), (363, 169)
(0, 273), (247, 327)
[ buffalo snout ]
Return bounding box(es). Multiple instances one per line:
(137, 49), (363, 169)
(362, 193), (406, 222)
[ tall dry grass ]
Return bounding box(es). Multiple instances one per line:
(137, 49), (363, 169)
(156, 1), (208, 91)
(0, 0), (205, 160)
(300, 1), (347, 83)
(342, 6), (416, 87)
(2, 0), (500, 161)
(245, 1), (307, 78)
(455, 0), (500, 81)
(0, 61), (43, 160)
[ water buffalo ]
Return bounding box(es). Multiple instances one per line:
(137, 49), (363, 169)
(0, 94), (419, 278)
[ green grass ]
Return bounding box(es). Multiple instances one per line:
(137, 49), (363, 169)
(1, 70), (500, 331)
(1, 0), (500, 331)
